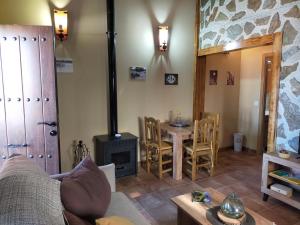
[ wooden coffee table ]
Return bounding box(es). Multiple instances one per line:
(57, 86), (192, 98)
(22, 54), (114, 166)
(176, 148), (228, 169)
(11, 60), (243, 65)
(171, 188), (275, 225)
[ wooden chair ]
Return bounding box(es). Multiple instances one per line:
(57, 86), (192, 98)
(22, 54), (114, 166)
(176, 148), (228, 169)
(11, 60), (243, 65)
(139, 140), (147, 170)
(201, 112), (220, 164)
(183, 118), (215, 181)
(139, 117), (148, 170)
(144, 117), (173, 179)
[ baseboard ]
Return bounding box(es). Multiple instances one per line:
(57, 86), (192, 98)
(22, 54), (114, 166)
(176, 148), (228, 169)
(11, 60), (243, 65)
(243, 146), (257, 152)
(219, 146), (233, 151)
(219, 146), (257, 152)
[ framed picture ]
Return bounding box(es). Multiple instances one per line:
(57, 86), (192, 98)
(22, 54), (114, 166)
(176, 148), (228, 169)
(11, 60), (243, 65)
(165, 73), (178, 85)
(209, 70), (218, 85)
(227, 71), (234, 85)
(130, 66), (146, 80)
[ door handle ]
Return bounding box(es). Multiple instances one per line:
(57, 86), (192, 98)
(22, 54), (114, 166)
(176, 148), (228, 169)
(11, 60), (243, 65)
(7, 144), (28, 148)
(37, 121), (57, 127)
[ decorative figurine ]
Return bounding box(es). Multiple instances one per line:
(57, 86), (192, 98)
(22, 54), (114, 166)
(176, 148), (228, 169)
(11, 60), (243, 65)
(207, 192), (255, 225)
(220, 192), (245, 219)
(72, 140), (89, 168)
(192, 190), (211, 203)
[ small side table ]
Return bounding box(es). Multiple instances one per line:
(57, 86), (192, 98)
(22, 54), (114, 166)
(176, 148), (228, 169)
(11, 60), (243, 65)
(261, 152), (300, 209)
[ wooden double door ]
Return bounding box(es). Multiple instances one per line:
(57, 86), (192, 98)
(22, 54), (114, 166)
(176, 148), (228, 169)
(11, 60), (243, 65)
(0, 25), (60, 174)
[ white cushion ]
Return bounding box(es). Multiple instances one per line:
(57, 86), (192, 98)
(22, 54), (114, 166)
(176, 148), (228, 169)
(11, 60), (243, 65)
(105, 192), (150, 225)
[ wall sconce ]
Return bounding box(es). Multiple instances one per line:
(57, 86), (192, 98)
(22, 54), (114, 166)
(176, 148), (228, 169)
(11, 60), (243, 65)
(54, 9), (68, 41)
(159, 26), (168, 52)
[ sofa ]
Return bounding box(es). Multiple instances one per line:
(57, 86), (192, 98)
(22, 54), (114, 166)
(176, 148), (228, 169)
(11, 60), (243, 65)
(51, 163), (150, 225)
(0, 155), (150, 225)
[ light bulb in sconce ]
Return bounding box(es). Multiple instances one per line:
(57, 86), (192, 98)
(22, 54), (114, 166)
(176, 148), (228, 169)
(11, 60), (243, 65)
(54, 9), (68, 41)
(159, 26), (168, 52)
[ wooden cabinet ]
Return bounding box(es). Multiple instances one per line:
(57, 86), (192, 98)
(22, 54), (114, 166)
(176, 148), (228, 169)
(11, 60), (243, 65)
(261, 152), (300, 209)
(0, 25), (60, 174)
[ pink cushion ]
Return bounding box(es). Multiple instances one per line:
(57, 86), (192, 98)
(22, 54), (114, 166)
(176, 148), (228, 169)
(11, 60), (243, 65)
(61, 156), (111, 219)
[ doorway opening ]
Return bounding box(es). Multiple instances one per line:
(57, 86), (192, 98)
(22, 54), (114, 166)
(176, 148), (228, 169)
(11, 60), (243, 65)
(202, 46), (273, 153)
(193, 33), (282, 154)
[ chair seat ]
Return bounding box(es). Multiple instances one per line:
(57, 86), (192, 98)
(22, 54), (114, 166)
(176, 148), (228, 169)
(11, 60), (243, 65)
(183, 142), (211, 153)
(161, 141), (172, 150)
(162, 136), (173, 143)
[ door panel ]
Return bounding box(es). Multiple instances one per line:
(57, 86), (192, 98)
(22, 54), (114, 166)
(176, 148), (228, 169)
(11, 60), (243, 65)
(20, 29), (45, 169)
(0, 25), (60, 174)
(0, 34), (26, 156)
(0, 51), (8, 165)
(39, 27), (60, 174)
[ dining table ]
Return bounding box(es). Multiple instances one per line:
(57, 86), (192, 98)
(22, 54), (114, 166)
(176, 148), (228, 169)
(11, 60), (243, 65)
(160, 122), (194, 180)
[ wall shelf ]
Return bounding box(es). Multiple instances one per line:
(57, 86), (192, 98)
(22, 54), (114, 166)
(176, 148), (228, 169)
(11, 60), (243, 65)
(268, 170), (300, 186)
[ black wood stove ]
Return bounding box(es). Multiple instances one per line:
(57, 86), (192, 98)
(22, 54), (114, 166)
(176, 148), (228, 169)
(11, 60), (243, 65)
(94, 133), (137, 177)
(93, 0), (137, 177)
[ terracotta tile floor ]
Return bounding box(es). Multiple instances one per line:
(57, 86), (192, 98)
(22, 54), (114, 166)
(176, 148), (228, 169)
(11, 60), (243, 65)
(116, 150), (300, 225)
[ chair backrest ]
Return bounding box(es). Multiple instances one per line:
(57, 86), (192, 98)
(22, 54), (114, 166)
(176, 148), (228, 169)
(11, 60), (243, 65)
(144, 117), (162, 147)
(201, 112), (220, 148)
(201, 112), (220, 128)
(193, 118), (215, 150)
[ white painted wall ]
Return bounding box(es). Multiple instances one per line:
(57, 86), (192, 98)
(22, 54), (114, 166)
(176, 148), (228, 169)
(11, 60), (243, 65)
(238, 45), (273, 150)
(116, 0), (195, 135)
(55, 0), (195, 171)
(55, 0), (109, 171)
(0, 0), (196, 171)
(205, 51), (241, 148)
(0, 0), (52, 26)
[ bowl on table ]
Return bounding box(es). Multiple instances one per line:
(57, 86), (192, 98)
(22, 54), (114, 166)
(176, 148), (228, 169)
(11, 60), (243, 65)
(278, 150), (290, 159)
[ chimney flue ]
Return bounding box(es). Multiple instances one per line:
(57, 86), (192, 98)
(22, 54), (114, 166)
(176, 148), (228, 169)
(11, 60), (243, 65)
(106, 0), (118, 136)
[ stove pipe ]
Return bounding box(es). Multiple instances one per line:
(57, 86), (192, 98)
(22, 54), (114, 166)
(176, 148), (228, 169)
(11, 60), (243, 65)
(106, 0), (118, 136)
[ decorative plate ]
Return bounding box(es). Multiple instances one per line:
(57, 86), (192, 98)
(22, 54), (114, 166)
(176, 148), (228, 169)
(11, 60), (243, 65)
(206, 206), (256, 225)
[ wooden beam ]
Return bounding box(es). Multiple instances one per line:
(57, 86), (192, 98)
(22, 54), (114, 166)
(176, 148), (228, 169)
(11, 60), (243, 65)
(198, 34), (274, 56)
(193, 0), (201, 120)
(257, 53), (273, 154)
(193, 0), (200, 55)
(193, 56), (206, 120)
(267, 32), (282, 153)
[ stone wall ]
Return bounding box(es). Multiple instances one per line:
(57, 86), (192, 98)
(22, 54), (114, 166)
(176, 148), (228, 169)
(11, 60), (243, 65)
(199, 0), (300, 152)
